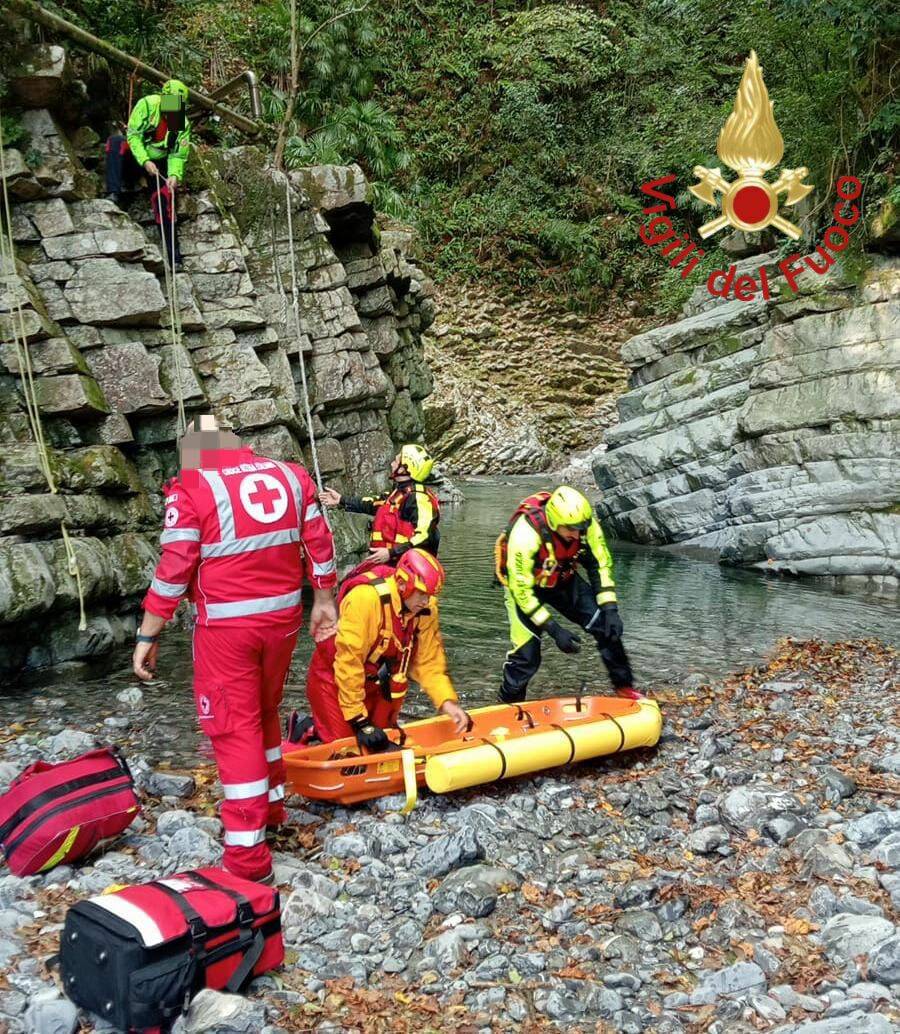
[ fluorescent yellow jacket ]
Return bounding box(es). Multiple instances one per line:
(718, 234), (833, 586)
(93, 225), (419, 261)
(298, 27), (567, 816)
(335, 577), (457, 722)
(506, 515), (618, 627)
(127, 95), (192, 181)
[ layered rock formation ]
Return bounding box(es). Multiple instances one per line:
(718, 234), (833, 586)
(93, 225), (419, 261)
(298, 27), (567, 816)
(0, 48), (436, 673)
(594, 254), (900, 589)
(424, 283), (631, 473)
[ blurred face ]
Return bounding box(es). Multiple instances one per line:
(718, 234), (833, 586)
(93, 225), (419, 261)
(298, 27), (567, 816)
(180, 429), (241, 470)
(555, 525), (582, 543)
(402, 588), (431, 614)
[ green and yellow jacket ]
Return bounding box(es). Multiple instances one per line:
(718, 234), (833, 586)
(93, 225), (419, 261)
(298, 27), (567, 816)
(127, 95), (191, 181)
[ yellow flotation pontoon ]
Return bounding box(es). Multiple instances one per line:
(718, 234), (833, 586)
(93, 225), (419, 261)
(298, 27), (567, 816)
(284, 694), (662, 809)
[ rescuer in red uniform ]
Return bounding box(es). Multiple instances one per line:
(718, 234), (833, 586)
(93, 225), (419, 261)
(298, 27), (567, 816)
(133, 416), (338, 883)
(305, 549), (468, 747)
(320, 443), (440, 564)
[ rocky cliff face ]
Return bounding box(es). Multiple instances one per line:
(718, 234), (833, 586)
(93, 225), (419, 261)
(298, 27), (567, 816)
(594, 253), (900, 589)
(0, 47), (436, 674)
(424, 283), (631, 474)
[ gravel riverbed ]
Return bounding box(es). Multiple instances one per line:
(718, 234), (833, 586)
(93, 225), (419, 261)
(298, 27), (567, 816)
(0, 637), (898, 1034)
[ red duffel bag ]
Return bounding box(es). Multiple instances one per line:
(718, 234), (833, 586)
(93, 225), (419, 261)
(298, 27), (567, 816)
(60, 868), (283, 1031)
(0, 745), (140, 876)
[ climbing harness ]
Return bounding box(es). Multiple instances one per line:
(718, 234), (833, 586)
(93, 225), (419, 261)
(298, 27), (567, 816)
(0, 107), (87, 630)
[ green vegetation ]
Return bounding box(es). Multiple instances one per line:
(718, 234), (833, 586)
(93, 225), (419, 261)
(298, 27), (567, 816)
(13, 0), (900, 312)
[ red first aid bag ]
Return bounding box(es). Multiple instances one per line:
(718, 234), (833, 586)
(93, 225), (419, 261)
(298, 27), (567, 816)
(0, 746), (139, 876)
(60, 868), (283, 1031)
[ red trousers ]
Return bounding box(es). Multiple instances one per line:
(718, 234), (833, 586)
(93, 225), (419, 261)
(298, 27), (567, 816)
(306, 635), (402, 743)
(192, 622), (299, 880)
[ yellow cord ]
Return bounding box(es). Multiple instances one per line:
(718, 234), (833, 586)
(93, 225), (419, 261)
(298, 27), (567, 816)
(1, 102), (86, 630)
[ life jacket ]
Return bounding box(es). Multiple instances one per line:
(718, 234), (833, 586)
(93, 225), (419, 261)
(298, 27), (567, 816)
(494, 491), (581, 589)
(370, 483), (440, 554)
(338, 565), (419, 705)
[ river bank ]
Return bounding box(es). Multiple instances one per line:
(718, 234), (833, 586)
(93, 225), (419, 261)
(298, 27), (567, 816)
(0, 637), (898, 1033)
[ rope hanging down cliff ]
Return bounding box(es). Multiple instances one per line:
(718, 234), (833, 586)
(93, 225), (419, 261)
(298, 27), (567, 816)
(0, 110), (87, 631)
(274, 174), (329, 511)
(152, 169), (187, 439)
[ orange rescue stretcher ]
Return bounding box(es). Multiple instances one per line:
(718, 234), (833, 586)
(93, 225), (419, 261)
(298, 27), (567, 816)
(283, 695), (662, 811)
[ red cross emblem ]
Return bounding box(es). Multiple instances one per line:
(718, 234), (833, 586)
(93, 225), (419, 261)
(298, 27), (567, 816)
(238, 472), (288, 524)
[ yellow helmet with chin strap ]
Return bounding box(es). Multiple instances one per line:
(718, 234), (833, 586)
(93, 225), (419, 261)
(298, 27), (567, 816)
(545, 486), (593, 531)
(396, 443), (434, 483)
(162, 79), (189, 101)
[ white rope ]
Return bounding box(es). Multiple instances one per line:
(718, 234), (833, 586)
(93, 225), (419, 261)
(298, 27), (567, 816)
(153, 168), (187, 438)
(280, 176), (329, 507)
(0, 105), (86, 630)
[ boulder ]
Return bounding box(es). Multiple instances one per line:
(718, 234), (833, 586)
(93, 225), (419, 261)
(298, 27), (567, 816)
(10, 46), (68, 109)
(414, 826), (483, 878)
(174, 989), (266, 1033)
(433, 864), (520, 918)
(820, 914), (895, 961)
(65, 259), (166, 325)
(87, 342), (170, 413)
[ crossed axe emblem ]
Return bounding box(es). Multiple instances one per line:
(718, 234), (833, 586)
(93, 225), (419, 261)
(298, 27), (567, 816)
(689, 165), (813, 240)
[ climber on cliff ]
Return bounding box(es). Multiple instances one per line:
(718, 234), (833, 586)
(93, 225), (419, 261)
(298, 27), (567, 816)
(302, 548), (469, 746)
(320, 444), (440, 566)
(495, 486), (639, 703)
(132, 414), (338, 884)
(104, 78), (192, 267)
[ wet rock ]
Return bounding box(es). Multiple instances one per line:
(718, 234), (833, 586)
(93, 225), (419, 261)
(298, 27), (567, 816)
(870, 831), (900, 868)
(801, 842), (853, 879)
(156, 810), (197, 836)
(868, 935), (900, 984)
(770, 1015), (895, 1033)
(873, 753), (900, 775)
(174, 989), (266, 1033)
(433, 865), (519, 918)
(116, 686), (144, 707)
(689, 824), (730, 854)
(692, 961), (766, 1003)
(719, 787), (804, 834)
(324, 832), (379, 860)
(843, 810), (900, 847)
(821, 914), (895, 961)
(413, 826), (483, 878)
(144, 771), (196, 798)
(43, 728), (95, 757)
(820, 767), (856, 803)
(615, 909), (662, 942)
(166, 827), (220, 867)
(23, 994), (78, 1034)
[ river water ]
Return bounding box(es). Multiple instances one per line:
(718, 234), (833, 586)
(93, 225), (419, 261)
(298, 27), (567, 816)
(2, 477), (898, 765)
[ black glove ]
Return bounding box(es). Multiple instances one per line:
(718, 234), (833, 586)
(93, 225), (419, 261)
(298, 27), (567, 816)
(545, 621), (582, 655)
(350, 717), (390, 753)
(597, 603), (624, 639)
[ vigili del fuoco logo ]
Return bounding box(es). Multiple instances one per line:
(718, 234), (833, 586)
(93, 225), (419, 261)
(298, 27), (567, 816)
(638, 51), (863, 303)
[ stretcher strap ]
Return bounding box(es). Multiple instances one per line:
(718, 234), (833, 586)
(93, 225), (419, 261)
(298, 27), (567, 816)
(598, 713), (626, 753)
(481, 739), (508, 779)
(400, 748), (417, 815)
(513, 705), (535, 729)
(551, 725), (577, 765)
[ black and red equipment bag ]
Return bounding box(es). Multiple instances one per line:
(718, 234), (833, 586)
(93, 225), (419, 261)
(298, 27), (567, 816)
(60, 868), (283, 1031)
(0, 746), (139, 877)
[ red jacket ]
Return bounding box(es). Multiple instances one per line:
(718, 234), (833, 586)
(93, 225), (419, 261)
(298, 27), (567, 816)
(143, 448), (337, 627)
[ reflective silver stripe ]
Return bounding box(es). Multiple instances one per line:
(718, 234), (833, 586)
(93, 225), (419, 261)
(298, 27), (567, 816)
(88, 895), (164, 947)
(200, 528), (300, 558)
(222, 777), (269, 800)
(312, 558), (337, 578)
(305, 502), (322, 523)
(150, 577), (188, 598)
(268, 784), (285, 802)
(265, 746), (282, 762)
(200, 470), (236, 542)
(160, 528), (201, 545)
(273, 461), (304, 525)
(205, 589), (303, 621)
(224, 827), (267, 847)
(585, 608), (602, 631)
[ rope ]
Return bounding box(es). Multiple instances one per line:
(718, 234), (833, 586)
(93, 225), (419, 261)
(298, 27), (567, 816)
(0, 105), (86, 630)
(152, 167), (187, 438)
(278, 176), (331, 523)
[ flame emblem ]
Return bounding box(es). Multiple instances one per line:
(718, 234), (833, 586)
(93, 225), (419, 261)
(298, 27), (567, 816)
(689, 52), (813, 239)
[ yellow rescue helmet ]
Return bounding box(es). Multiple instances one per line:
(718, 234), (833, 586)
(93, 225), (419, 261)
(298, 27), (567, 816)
(162, 79), (189, 101)
(396, 443), (434, 482)
(545, 486), (593, 531)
